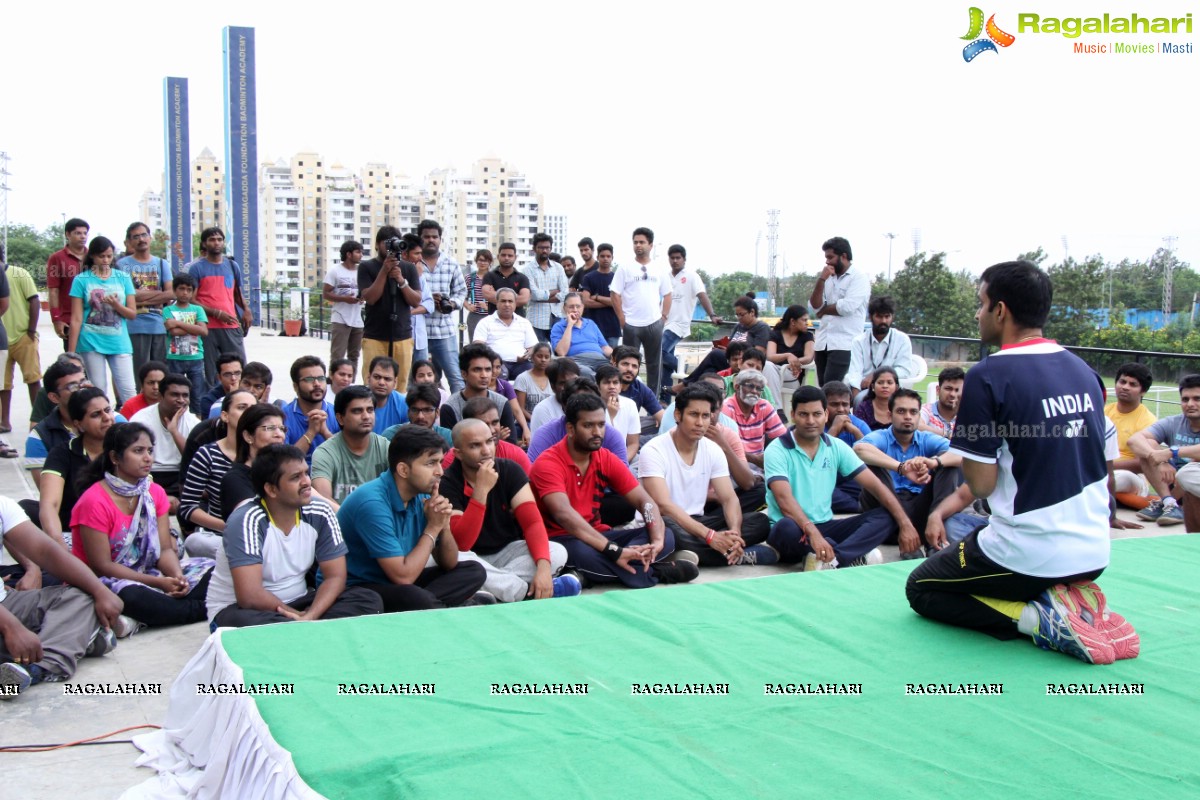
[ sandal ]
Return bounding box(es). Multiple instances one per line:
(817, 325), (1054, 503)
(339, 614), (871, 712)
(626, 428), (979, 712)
(0, 440), (18, 458)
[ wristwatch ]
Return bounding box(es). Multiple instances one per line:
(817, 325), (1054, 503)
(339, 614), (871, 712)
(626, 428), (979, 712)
(1171, 446), (1180, 460)
(934, 455), (944, 469)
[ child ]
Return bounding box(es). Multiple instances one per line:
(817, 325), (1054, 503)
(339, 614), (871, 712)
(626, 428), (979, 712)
(514, 342), (553, 419)
(162, 272), (209, 415)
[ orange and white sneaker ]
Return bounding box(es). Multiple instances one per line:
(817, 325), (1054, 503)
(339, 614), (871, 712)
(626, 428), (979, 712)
(1067, 582), (1140, 660)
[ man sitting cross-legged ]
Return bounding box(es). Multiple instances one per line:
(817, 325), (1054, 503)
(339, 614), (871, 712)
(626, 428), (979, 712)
(1129, 373), (1200, 528)
(1104, 362), (1156, 509)
(641, 384), (774, 568)
(311, 385), (390, 512)
(530, 393), (697, 588)
(441, 419), (579, 601)
(204, 444), (383, 629)
(853, 388), (964, 559)
(766, 386), (917, 570)
(338, 426), (487, 611)
(822, 380), (871, 513)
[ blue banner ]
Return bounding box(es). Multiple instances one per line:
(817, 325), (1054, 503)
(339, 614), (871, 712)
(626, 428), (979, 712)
(222, 26), (260, 323)
(163, 77), (191, 274)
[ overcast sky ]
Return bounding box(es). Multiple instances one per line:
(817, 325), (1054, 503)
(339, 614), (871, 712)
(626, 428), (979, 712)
(3, 0), (1196, 285)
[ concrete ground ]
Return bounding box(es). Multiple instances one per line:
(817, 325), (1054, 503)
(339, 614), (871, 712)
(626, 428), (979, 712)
(0, 314), (1180, 799)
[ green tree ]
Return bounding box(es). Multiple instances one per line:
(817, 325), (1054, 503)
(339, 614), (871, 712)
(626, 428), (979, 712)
(3, 222), (60, 286)
(706, 271), (767, 319)
(1045, 255), (1107, 345)
(889, 252), (977, 337)
(150, 229), (170, 259)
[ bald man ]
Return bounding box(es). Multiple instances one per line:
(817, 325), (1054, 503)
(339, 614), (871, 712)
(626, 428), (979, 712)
(439, 419), (579, 601)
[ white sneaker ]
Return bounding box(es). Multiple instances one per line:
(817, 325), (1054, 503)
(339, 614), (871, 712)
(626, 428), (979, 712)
(114, 615), (146, 639)
(847, 548), (884, 567)
(803, 553), (839, 571)
(668, 550), (701, 566)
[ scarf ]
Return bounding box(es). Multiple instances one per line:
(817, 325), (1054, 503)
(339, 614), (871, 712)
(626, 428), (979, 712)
(104, 472), (160, 568)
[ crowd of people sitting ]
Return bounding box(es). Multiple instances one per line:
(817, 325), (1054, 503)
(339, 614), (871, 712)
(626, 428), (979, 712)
(0, 227), (1167, 699)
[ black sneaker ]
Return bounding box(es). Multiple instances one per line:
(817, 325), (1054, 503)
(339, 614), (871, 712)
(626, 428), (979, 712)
(463, 591), (498, 606)
(652, 560), (699, 584)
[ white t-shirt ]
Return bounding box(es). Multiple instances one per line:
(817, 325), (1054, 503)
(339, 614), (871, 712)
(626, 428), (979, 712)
(324, 265), (364, 328)
(665, 267), (707, 338)
(0, 496), (31, 602)
(639, 434), (729, 517)
(472, 312), (538, 362)
(131, 404), (197, 470)
(529, 396), (564, 433)
(611, 259), (671, 327)
(607, 395), (642, 438)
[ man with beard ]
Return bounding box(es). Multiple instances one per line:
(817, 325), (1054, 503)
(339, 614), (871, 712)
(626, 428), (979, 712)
(283, 356), (339, 464)
(843, 296), (913, 397)
(570, 237), (597, 291)
(358, 226), (424, 387)
(481, 243), (531, 315)
(523, 233), (569, 343)
(183, 228), (251, 386)
(919, 367), (965, 439)
(418, 220), (468, 393)
(611, 227), (671, 397)
(808, 236), (870, 385)
(312, 386), (389, 511)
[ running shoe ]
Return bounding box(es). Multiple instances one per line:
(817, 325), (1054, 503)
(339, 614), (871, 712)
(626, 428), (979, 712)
(737, 543), (780, 566)
(552, 574), (582, 598)
(0, 662), (32, 700)
(847, 548), (884, 567)
(1157, 504), (1184, 526)
(1028, 586), (1116, 665)
(1135, 499), (1165, 522)
(803, 553), (839, 571)
(1067, 582), (1140, 660)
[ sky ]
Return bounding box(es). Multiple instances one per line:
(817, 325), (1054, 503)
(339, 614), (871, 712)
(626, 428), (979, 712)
(2, 0), (1197, 286)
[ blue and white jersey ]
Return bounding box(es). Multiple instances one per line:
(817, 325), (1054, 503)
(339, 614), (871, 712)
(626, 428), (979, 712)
(950, 340), (1109, 577)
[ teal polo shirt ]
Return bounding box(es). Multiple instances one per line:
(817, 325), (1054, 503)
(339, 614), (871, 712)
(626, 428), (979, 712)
(337, 473), (430, 586)
(765, 429), (865, 525)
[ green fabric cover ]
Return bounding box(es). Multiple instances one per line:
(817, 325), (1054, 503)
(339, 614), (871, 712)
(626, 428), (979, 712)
(221, 536), (1200, 799)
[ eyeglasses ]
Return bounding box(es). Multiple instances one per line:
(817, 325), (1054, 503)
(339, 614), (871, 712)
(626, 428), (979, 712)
(298, 376), (327, 385)
(258, 425), (287, 433)
(410, 406), (437, 415)
(59, 381), (85, 393)
(220, 370), (243, 380)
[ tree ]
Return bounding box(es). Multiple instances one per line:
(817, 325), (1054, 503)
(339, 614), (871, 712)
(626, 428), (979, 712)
(888, 252), (977, 337)
(706, 271), (767, 319)
(1045, 255), (1107, 344)
(3, 222), (61, 287)
(150, 229), (170, 259)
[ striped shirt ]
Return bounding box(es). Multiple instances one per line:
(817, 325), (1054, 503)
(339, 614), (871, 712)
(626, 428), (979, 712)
(722, 396), (787, 462)
(179, 442), (235, 531)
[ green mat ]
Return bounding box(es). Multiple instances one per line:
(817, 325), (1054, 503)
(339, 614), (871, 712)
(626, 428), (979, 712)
(221, 536), (1200, 799)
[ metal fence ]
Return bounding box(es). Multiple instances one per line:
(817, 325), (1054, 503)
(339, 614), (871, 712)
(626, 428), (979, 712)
(260, 288), (329, 340)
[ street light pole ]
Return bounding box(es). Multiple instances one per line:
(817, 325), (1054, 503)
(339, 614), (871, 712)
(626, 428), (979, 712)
(884, 232), (897, 281)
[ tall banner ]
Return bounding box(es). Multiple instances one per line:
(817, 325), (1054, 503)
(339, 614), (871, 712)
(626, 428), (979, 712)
(163, 77), (191, 274)
(222, 26), (260, 323)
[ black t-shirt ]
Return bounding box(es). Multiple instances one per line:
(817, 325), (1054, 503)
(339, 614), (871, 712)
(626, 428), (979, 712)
(481, 268), (532, 315)
(43, 438), (92, 529)
(358, 257), (421, 340)
(731, 321), (771, 351)
(568, 263), (594, 291)
(579, 269), (621, 339)
(769, 329), (815, 358)
(220, 463), (256, 521)
(439, 457), (529, 555)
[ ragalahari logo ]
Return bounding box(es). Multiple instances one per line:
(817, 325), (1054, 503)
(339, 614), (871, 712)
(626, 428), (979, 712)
(962, 7), (1016, 61)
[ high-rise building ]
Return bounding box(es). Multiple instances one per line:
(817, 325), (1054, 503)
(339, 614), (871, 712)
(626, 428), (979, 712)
(139, 189), (164, 235)
(543, 214), (569, 256)
(191, 147), (224, 234)
(259, 158), (302, 286)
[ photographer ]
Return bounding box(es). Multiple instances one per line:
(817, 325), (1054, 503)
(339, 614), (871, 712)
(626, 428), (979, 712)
(358, 226), (423, 390)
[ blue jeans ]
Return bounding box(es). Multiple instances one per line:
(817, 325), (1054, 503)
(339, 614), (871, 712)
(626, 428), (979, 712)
(81, 351), (136, 407)
(168, 359), (208, 416)
(427, 336), (464, 393)
(660, 329), (682, 393)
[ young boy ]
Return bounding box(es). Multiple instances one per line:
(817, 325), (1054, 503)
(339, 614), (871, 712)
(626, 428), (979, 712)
(162, 272), (209, 415)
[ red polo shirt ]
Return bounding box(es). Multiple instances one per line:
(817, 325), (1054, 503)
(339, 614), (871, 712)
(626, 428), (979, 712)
(529, 439), (638, 537)
(46, 247), (84, 323)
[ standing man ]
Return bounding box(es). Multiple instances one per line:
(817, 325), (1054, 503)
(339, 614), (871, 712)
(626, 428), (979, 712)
(918, 367), (965, 439)
(116, 222), (173, 368)
(283, 356), (339, 464)
(2, 257), (41, 434)
(843, 296), (913, 394)
(560, 256), (577, 285)
(47, 218), (88, 350)
(571, 237), (598, 291)
(323, 240), (365, 376)
(662, 244), (721, 401)
(579, 243), (621, 349)
(184, 227), (251, 387)
(480, 243), (531, 315)
(524, 233), (569, 344)
(612, 227), (672, 397)
(311, 385), (390, 510)
(419, 220), (468, 394)
(808, 236), (870, 385)
(906, 260), (1137, 665)
(358, 226), (423, 387)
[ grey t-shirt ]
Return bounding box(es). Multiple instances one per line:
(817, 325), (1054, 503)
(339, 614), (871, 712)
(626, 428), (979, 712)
(311, 433), (390, 504)
(1145, 414), (1200, 466)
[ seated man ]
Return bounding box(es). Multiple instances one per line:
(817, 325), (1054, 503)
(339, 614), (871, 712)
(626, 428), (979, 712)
(439, 343), (518, 441)
(338, 426), (487, 611)
(25, 359), (128, 484)
(527, 377), (629, 464)
(119, 360), (167, 418)
(843, 295), (913, 397)
(640, 384), (773, 567)
(853, 388), (964, 558)
(199, 353), (244, 417)
(530, 393), (697, 588)
(442, 396), (533, 473)
(766, 386), (918, 570)
(529, 357), (582, 433)
(721, 368), (787, 475)
(312, 386), (390, 511)
(283, 356), (339, 464)
(130, 373), (195, 508)
(1130, 373), (1200, 527)
(0, 496), (123, 699)
(823, 380), (871, 513)
(918, 367), (964, 439)
(1105, 362), (1156, 507)
(441, 419), (579, 601)
(207, 360), (273, 419)
(185, 361), (273, 479)
(382, 384), (452, 446)
(472, 287), (538, 380)
(365, 356), (410, 431)
(724, 348), (778, 407)
(613, 345), (664, 431)
(204, 444), (383, 629)
(552, 292), (613, 373)
(595, 364), (641, 463)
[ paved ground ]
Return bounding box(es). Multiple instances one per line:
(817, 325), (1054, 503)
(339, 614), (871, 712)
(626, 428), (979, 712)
(0, 315), (1178, 799)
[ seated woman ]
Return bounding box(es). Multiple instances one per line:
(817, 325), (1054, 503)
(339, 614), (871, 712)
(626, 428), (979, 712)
(514, 342), (554, 420)
(219, 403), (289, 520)
(551, 291), (612, 373)
(71, 422), (214, 630)
(179, 389), (257, 559)
(38, 387), (115, 551)
(412, 359), (450, 410)
(672, 294), (772, 392)
(765, 305), (815, 404)
(854, 366), (899, 431)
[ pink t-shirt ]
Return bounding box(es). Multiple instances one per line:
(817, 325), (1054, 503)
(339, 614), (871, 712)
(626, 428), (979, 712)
(70, 481), (170, 566)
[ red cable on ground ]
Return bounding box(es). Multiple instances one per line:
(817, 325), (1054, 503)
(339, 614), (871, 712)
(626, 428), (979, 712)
(0, 723), (162, 753)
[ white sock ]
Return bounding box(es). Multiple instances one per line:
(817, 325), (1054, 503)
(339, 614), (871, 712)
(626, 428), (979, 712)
(1163, 496), (1179, 508)
(1016, 603), (1039, 636)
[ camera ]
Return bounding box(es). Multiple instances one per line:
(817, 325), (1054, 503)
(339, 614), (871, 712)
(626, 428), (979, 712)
(433, 293), (455, 315)
(384, 236), (405, 259)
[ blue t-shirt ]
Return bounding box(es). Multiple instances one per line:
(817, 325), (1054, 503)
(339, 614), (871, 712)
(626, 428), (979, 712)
(283, 398), (341, 463)
(620, 378), (663, 415)
(827, 414), (871, 448)
(116, 255), (172, 335)
(372, 391), (410, 432)
(860, 427), (950, 493)
(338, 473), (427, 586)
(550, 317), (609, 358)
(69, 270), (137, 355)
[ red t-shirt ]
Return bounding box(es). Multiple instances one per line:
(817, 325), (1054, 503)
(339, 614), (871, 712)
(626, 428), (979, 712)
(46, 247), (84, 323)
(441, 438), (532, 474)
(529, 439), (638, 537)
(120, 394), (152, 419)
